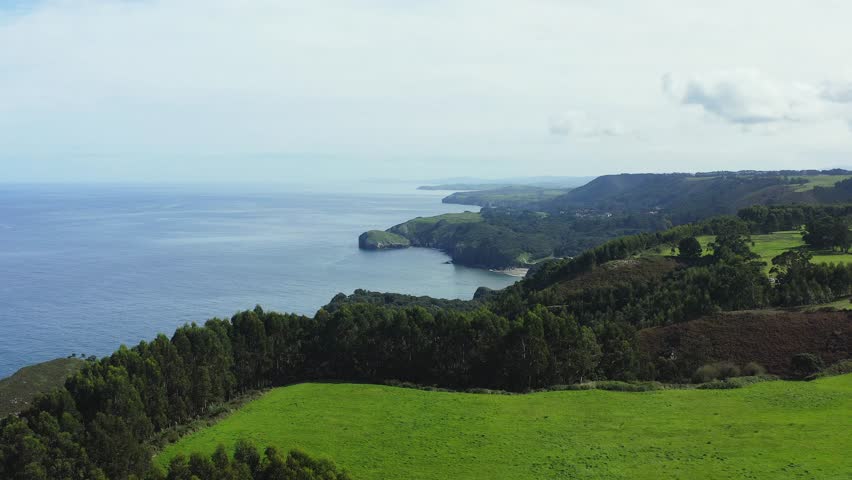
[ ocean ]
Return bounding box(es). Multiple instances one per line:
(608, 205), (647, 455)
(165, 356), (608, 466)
(0, 183), (517, 377)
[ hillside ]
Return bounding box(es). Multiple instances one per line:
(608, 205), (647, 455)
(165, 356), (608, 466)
(0, 357), (85, 418)
(158, 376), (852, 480)
(638, 310), (852, 378)
(440, 186), (570, 209)
(360, 209), (667, 269)
(545, 171), (852, 222)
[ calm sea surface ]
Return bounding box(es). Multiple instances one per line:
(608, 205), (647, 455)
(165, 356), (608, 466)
(0, 183), (517, 377)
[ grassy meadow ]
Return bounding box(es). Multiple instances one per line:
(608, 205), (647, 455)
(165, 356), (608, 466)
(158, 375), (852, 479)
(694, 231), (852, 273)
(793, 174), (852, 192)
(404, 211), (482, 225)
(803, 296), (852, 311)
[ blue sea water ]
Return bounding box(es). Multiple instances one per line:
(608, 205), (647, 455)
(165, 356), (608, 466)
(0, 183), (517, 377)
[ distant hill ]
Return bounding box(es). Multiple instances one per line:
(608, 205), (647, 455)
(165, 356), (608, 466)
(0, 357), (85, 417)
(440, 186), (571, 208)
(545, 171), (852, 222)
(417, 176), (595, 191)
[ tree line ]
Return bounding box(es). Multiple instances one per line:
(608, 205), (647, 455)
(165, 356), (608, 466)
(161, 439), (349, 480)
(738, 204), (852, 234)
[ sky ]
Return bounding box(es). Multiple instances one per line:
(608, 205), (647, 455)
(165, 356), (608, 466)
(2, 0), (852, 183)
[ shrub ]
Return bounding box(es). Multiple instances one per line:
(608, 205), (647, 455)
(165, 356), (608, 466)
(742, 362), (766, 376)
(697, 375), (778, 390)
(693, 364), (721, 383)
(697, 380), (738, 390)
(807, 359), (852, 380)
(715, 362), (741, 379)
(693, 362), (741, 383)
(791, 353), (824, 378)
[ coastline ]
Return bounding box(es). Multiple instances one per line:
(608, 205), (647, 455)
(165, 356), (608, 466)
(489, 267), (529, 277)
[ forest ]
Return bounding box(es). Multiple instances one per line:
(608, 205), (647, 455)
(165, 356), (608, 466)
(2, 206), (851, 479)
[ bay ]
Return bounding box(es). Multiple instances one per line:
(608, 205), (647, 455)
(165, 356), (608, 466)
(0, 183), (517, 377)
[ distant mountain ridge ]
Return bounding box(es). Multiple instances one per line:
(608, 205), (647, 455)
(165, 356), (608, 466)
(434, 170), (852, 216)
(545, 170), (852, 222)
(418, 175), (596, 191)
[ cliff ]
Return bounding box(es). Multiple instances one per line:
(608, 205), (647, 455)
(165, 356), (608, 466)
(358, 230), (411, 250)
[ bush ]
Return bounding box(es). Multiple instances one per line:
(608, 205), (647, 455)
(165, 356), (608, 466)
(697, 375), (778, 390)
(697, 380), (739, 390)
(693, 362), (741, 383)
(807, 359), (852, 380)
(791, 353), (824, 378)
(693, 364), (721, 383)
(742, 362), (766, 376)
(716, 362), (741, 379)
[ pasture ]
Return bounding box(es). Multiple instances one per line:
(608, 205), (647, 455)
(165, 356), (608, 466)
(158, 375), (852, 479)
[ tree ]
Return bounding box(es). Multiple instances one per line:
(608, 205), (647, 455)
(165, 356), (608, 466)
(188, 452), (215, 479)
(770, 250), (812, 277)
(802, 216), (851, 252)
(709, 223), (756, 261)
(233, 439), (261, 477)
(86, 413), (151, 479)
(791, 353), (824, 378)
(569, 326), (602, 383)
(166, 454), (191, 480)
(677, 237), (702, 259)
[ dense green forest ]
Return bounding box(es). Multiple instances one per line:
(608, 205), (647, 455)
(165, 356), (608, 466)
(3, 205), (851, 479)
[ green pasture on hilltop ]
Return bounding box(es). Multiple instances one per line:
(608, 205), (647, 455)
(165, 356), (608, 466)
(695, 231), (852, 273)
(157, 375), (852, 479)
(405, 211), (482, 225)
(793, 174), (852, 192)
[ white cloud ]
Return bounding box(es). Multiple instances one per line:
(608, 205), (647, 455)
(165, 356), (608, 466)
(549, 111), (629, 138)
(2, 1), (852, 181)
(821, 82), (852, 103)
(662, 69), (822, 125)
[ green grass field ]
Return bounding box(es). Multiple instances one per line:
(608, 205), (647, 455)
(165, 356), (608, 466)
(359, 230), (411, 248)
(792, 174), (852, 192)
(158, 375), (852, 479)
(406, 211), (482, 225)
(694, 231), (852, 273)
(801, 296), (852, 311)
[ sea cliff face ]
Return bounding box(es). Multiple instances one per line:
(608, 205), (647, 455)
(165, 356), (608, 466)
(358, 230), (411, 250)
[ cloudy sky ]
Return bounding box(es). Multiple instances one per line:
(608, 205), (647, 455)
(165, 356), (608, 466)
(2, 0), (852, 183)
